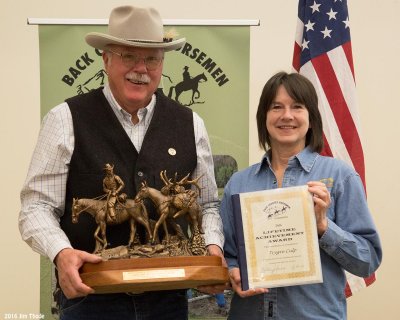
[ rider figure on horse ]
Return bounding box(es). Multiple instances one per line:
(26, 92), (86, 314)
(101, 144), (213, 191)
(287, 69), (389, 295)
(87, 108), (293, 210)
(103, 163), (125, 221)
(182, 66), (191, 82)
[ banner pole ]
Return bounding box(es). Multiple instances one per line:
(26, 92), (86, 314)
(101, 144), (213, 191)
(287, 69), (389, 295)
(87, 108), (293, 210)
(27, 18), (260, 26)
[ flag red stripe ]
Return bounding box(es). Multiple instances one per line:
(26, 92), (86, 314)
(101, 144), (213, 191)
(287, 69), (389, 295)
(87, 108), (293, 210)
(342, 41), (355, 80)
(364, 273), (376, 286)
(293, 42), (302, 72)
(311, 54), (365, 180)
(344, 282), (352, 297)
(321, 134), (333, 157)
(293, 0), (374, 298)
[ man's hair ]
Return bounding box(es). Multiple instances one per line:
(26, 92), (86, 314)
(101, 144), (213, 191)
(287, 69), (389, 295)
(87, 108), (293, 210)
(256, 71), (323, 153)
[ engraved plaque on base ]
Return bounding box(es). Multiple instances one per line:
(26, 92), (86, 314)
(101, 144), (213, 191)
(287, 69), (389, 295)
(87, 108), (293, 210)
(80, 256), (228, 294)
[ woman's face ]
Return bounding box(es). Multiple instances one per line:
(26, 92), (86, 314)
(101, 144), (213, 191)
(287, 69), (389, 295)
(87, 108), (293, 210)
(266, 85), (310, 153)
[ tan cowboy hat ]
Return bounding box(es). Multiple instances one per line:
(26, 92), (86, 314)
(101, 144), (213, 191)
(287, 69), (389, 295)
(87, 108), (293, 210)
(85, 5), (185, 51)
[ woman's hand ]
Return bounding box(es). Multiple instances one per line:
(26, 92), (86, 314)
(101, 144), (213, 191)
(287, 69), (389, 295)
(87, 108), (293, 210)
(229, 267), (268, 298)
(307, 181), (331, 236)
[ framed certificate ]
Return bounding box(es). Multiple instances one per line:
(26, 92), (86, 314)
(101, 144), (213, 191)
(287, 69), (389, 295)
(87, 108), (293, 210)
(232, 185), (323, 290)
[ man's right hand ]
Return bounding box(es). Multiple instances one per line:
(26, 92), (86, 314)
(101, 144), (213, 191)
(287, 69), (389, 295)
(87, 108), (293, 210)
(55, 248), (102, 299)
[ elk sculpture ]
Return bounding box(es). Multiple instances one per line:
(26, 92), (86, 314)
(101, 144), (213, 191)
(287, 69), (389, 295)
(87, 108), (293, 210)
(135, 171), (203, 244)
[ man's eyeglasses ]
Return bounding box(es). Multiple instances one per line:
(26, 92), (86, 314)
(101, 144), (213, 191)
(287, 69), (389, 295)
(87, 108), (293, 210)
(107, 49), (164, 71)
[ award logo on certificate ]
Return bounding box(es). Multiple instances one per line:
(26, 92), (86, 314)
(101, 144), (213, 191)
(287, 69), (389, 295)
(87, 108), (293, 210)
(232, 185), (323, 290)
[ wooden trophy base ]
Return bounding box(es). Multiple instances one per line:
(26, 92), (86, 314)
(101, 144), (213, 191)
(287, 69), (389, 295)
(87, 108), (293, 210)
(80, 256), (228, 294)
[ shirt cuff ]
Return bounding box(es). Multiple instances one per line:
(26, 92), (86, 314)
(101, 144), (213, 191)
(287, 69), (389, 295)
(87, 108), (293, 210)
(319, 219), (345, 255)
(226, 257), (239, 269)
(47, 241), (73, 263)
(204, 235), (224, 250)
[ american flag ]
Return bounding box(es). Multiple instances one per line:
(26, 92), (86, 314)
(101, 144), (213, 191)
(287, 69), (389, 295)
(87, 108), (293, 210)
(292, 0), (376, 297)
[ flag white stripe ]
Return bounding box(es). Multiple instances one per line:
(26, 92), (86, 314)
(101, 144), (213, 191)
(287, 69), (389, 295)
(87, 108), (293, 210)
(295, 17), (304, 46)
(345, 271), (367, 292)
(300, 61), (355, 168)
(327, 47), (363, 138)
(294, 0), (373, 297)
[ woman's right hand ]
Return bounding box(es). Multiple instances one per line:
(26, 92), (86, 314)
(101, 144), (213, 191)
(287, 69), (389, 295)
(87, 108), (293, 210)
(229, 267), (268, 297)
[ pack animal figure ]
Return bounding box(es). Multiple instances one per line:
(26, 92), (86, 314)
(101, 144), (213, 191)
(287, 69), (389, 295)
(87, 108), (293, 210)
(135, 171), (205, 255)
(135, 182), (186, 244)
(160, 171), (205, 255)
(159, 171), (203, 231)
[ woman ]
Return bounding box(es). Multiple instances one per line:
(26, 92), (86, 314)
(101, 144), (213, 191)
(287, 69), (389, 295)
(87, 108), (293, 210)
(221, 72), (382, 319)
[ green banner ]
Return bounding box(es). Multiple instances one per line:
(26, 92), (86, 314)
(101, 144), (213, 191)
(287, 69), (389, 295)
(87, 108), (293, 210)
(39, 24), (250, 318)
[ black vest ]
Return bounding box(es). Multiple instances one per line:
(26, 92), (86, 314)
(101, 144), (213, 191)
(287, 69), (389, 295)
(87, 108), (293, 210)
(61, 88), (197, 252)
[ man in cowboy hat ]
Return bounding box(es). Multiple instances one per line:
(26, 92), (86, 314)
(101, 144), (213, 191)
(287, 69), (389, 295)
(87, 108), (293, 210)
(182, 65), (191, 82)
(19, 5), (225, 319)
(103, 163), (125, 221)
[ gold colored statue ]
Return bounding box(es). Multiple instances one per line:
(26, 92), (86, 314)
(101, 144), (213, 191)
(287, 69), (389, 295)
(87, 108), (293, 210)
(71, 165), (207, 258)
(71, 196), (152, 253)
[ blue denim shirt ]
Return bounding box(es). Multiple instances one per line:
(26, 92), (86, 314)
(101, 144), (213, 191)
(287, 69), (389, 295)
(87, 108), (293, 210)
(221, 147), (382, 320)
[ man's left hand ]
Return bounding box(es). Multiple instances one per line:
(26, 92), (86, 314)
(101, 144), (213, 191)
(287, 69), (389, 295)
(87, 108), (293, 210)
(196, 244), (230, 294)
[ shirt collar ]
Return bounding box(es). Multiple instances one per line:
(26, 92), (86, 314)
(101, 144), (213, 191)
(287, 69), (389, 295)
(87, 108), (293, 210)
(295, 146), (319, 172)
(103, 84), (156, 123)
(254, 146), (319, 175)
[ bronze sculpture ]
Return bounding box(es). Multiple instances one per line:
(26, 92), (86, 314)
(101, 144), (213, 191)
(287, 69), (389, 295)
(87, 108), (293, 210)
(72, 164), (228, 294)
(72, 165), (207, 258)
(71, 196), (152, 253)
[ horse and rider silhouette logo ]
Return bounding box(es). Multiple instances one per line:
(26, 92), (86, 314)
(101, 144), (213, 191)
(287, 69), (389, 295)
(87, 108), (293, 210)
(166, 65), (208, 107)
(263, 201), (291, 220)
(74, 65), (208, 107)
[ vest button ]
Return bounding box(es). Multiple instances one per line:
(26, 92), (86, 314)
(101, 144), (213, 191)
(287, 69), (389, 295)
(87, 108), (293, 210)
(168, 148), (177, 156)
(137, 171), (144, 177)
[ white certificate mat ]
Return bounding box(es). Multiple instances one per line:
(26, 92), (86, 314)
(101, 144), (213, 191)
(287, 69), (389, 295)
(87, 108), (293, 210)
(232, 185), (323, 289)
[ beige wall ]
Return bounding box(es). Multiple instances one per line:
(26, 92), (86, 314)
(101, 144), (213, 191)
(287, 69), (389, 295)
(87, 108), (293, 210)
(1, 0), (398, 318)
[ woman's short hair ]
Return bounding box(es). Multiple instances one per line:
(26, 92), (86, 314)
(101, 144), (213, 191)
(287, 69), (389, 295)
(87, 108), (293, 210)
(256, 71), (323, 153)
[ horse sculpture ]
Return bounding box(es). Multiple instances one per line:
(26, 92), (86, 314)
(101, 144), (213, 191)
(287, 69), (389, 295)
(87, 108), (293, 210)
(135, 181), (203, 244)
(71, 197), (152, 253)
(168, 73), (208, 105)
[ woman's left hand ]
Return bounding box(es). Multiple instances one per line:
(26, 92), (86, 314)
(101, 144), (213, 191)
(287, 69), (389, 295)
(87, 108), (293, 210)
(307, 181), (331, 236)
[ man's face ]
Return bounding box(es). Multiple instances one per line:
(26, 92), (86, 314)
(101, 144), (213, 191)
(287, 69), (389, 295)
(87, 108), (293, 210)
(103, 45), (164, 113)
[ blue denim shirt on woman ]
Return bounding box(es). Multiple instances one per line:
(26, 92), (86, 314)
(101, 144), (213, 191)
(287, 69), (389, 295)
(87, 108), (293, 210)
(221, 147), (382, 320)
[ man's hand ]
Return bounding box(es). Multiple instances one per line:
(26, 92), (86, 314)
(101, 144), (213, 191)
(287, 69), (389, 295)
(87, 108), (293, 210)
(55, 248), (102, 299)
(196, 244), (229, 294)
(229, 267), (268, 298)
(207, 244), (226, 266)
